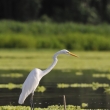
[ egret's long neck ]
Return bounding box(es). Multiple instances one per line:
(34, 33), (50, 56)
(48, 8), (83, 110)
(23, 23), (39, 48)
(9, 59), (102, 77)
(42, 52), (59, 77)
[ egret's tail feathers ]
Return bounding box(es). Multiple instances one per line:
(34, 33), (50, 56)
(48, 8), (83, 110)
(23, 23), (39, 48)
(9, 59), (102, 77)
(18, 92), (27, 104)
(18, 98), (24, 104)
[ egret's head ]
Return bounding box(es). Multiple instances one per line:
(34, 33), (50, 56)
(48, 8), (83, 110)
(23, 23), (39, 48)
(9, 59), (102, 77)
(60, 49), (78, 57)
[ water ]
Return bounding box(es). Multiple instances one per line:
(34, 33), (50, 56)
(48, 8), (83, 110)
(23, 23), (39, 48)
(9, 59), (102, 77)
(0, 69), (110, 109)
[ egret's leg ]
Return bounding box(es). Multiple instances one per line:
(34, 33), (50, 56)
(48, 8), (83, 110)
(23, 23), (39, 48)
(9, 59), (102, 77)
(30, 93), (34, 110)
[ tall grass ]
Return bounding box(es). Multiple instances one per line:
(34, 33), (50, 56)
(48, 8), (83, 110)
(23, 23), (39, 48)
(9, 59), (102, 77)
(0, 20), (110, 50)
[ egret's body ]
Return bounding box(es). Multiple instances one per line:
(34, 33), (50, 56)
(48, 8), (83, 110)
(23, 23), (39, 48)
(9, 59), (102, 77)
(18, 69), (42, 104)
(18, 49), (77, 109)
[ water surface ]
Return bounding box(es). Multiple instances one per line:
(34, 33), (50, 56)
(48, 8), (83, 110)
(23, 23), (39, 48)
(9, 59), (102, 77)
(0, 69), (110, 109)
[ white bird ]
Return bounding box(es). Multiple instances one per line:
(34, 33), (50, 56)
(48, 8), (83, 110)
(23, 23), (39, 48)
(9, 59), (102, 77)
(18, 49), (77, 109)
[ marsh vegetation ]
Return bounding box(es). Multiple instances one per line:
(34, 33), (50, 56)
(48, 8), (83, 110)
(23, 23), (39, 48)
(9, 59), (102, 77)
(0, 21), (110, 50)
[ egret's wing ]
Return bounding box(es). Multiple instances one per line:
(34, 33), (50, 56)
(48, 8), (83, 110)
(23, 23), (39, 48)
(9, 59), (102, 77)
(18, 68), (41, 104)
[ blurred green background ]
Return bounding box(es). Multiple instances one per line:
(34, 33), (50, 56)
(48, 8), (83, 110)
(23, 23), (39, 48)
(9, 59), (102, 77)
(0, 0), (110, 50)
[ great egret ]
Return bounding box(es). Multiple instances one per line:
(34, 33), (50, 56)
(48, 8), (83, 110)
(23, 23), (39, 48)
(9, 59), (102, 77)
(18, 49), (77, 109)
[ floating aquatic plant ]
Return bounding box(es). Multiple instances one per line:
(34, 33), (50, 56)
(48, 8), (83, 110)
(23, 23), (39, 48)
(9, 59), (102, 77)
(36, 86), (46, 93)
(104, 87), (110, 94)
(92, 73), (110, 80)
(0, 105), (107, 110)
(81, 103), (88, 108)
(0, 73), (23, 78)
(0, 106), (30, 110)
(0, 83), (22, 89)
(48, 105), (81, 110)
(57, 82), (109, 90)
(0, 105), (81, 110)
(75, 71), (83, 76)
(0, 83), (46, 92)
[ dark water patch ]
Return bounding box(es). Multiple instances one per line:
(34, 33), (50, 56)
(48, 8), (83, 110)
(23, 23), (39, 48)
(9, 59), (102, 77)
(0, 69), (29, 84)
(0, 69), (110, 109)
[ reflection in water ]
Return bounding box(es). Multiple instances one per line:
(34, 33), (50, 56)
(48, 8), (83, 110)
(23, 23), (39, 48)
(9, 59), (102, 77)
(0, 69), (110, 109)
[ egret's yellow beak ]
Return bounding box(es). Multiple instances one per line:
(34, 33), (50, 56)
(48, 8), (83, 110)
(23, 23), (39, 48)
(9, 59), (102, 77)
(68, 52), (78, 57)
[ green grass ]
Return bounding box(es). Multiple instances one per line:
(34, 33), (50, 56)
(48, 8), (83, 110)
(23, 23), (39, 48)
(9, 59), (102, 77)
(0, 20), (110, 50)
(0, 49), (110, 71)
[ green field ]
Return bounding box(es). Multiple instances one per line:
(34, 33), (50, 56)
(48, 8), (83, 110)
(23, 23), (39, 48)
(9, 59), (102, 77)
(0, 49), (110, 71)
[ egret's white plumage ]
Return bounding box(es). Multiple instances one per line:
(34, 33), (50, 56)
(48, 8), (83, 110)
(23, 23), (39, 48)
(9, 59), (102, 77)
(18, 49), (77, 105)
(18, 69), (42, 104)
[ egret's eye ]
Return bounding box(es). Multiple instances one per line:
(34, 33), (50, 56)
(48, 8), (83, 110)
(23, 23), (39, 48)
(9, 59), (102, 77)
(66, 52), (69, 54)
(67, 51), (69, 53)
